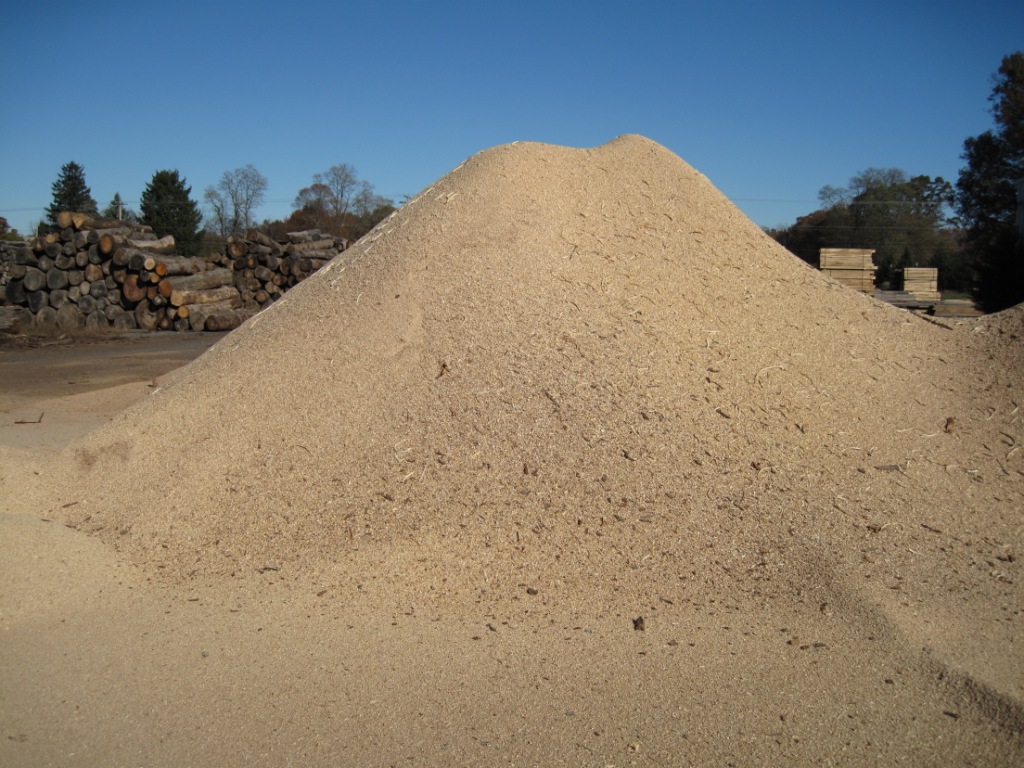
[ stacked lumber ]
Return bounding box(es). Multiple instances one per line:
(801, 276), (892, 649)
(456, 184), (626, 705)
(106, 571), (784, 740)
(228, 229), (348, 309)
(902, 267), (940, 301)
(819, 248), (876, 293)
(0, 211), (251, 332)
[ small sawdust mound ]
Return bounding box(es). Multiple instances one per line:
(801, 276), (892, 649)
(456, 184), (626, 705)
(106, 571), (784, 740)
(54, 137), (1021, 625)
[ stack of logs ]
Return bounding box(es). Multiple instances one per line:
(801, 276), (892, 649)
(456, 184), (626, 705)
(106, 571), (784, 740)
(227, 229), (348, 309)
(1, 215), (349, 333)
(0, 211), (252, 332)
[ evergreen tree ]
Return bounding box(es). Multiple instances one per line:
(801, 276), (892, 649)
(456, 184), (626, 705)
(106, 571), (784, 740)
(47, 161), (98, 227)
(956, 52), (1024, 313)
(140, 170), (204, 256)
(102, 192), (137, 222)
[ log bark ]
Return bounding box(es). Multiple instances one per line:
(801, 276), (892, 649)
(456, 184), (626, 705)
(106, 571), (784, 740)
(171, 285), (240, 308)
(126, 234), (175, 253)
(286, 229), (322, 243)
(0, 307), (22, 334)
(153, 256), (214, 276)
(164, 268), (233, 292)
(204, 309), (252, 332)
(186, 298), (243, 331)
(71, 214), (147, 231)
(286, 238), (337, 254)
(87, 227), (132, 246)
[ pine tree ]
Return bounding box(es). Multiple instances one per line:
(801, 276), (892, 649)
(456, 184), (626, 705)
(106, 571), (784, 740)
(956, 52), (1024, 312)
(140, 170), (204, 256)
(102, 192), (137, 222)
(47, 161), (98, 227)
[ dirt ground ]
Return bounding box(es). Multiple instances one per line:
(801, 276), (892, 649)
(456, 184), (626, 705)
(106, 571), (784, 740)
(0, 332), (225, 452)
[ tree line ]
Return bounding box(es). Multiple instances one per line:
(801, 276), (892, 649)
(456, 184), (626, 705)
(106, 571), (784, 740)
(14, 53), (1023, 312)
(769, 51), (1024, 312)
(32, 160), (397, 258)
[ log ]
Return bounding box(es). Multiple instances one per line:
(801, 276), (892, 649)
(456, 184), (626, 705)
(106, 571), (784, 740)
(286, 229), (322, 243)
(184, 298), (243, 331)
(34, 306), (58, 327)
(98, 232), (122, 255)
(71, 213), (145, 231)
(286, 238), (337, 255)
(85, 310), (108, 329)
(22, 267), (46, 292)
(11, 247), (38, 266)
(134, 305), (160, 331)
(153, 256), (214, 276)
(77, 294), (97, 314)
(126, 234), (175, 253)
(111, 310), (136, 330)
(122, 274), (148, 304)
(170, 284), (240, 308)
(26, 290), (48, 314)
(87, 227), (132, 246)
(49, 289), (69, 309)
(56, 304), (85, 329)
(227, 240), (248, 259)
(247, 230), (284, 255)
(46, 268), (69, 291)
(56, 211), (75, 229)
(84, 263), (104, 282)
(204, 309), (252, 332)
(164, 268), (233, 293)
(0, 307), (23, 334)
(4, 280), (26, 307)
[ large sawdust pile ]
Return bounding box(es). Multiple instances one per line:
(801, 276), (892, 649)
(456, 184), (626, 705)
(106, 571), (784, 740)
(56, 136), (1022, 622)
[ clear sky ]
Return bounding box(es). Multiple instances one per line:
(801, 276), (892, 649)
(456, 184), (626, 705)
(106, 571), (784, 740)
(1, 1), (1020, 236)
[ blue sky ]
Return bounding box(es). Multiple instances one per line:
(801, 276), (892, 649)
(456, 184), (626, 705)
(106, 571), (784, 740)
(1, 1), (1020, 235)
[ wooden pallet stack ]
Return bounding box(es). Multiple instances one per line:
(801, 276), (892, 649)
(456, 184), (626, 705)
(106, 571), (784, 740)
(819, 248), (876, 293)
(902, 267), (940, 302)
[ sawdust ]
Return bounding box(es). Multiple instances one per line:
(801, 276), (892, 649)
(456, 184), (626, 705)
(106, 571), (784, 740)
(12, 135), (1021, 764)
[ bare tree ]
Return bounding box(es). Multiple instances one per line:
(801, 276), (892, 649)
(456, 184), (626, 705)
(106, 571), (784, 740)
(318, 163), (358, 220)
(293, 163), (360, 225)
(204, 164), (268, 237)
